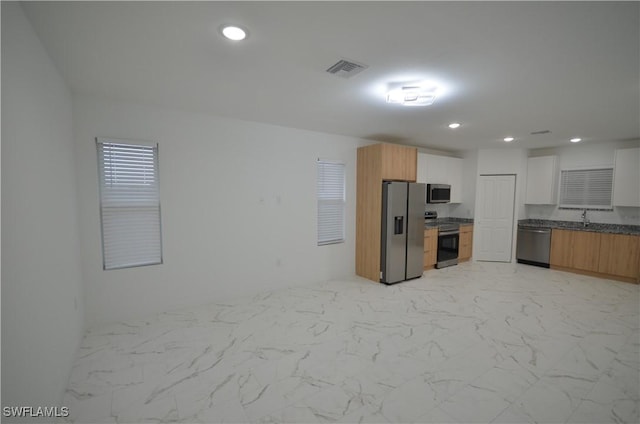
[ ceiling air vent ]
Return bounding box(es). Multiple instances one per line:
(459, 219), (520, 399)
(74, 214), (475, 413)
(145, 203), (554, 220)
(326, 59), (369, 79)
(530, 130), (551, 135)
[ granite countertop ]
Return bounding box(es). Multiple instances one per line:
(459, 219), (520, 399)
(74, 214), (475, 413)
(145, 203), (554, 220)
(518, 219), (640, 236)
(425, 217), (474, 229)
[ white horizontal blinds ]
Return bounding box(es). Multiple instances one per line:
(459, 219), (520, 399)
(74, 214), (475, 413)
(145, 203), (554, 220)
(559, 168), (614, 209)
(317, 160), (345, 245)
(97, 138), (162, 269)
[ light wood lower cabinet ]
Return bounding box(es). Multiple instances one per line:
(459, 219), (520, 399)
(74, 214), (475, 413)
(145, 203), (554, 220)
(571, 231), (601, 272)
(550, 229), (573, 268)
(550, 228), (600, 272)
(598, 233), (640, 279)
(424, 228), (438, 269)
(550, 229), (640, 283)
(459, 224), (473, 262)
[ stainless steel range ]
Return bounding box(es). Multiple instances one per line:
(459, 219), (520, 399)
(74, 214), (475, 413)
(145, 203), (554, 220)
(425, 211), (460, 269)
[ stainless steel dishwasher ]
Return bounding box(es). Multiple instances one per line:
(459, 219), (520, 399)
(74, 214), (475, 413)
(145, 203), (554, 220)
(516, 226), (551, 268)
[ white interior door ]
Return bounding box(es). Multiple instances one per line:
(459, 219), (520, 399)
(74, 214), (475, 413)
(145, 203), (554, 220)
(475, 175), (516, 262)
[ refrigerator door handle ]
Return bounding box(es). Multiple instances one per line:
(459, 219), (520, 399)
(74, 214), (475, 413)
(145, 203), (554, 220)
(394, 216), (404, 235)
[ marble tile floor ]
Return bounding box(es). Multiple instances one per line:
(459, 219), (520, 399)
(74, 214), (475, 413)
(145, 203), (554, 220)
(64, 262), (639, 423)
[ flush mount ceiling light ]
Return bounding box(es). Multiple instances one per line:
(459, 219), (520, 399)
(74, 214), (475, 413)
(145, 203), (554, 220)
(386, 83), (437, 106)
(570, 137), (582, 143)
(448, 123), (461, 129)
(504, 137), (515, 142)
(220, 25), (247, 41)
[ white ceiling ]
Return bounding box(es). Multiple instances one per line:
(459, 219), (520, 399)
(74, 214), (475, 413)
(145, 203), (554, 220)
(22, 1), (640, 152)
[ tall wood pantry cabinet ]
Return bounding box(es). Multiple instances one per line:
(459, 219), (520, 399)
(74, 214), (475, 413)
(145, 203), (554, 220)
(356, 143), (418, 282)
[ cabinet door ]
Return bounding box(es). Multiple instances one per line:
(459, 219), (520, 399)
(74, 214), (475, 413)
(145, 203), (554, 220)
(416, 153), (428, 184)
(571, 231), (601, 272)
(613, 148), (640, 207)
(458, 225), (473, 260)
(404, 147), (417, 182)
(424, 228), (438, 268)
(598, 234), (640, 278)
(381, 144), (417, 181)
(550, 229), (573, 267)
(448, 157), (463, 203)
(525, 156), (558, 204)
(424, 154), (447, 183)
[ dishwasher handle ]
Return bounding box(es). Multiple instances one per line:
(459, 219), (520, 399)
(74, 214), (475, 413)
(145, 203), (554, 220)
(518, 227), (551, 234)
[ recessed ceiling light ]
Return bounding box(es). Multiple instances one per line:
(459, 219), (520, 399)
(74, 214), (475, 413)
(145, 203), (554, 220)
(504, 137), (515, 142)
(448, 123), (461, 129)
(220, 25), (247, 41)
(570, 138), (582, 143)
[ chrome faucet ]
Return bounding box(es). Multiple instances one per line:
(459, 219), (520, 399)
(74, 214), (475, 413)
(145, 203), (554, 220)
(581, 209), (590, 227)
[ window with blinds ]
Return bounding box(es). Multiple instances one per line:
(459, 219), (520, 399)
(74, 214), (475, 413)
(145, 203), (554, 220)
(97, 138), (163, 270)
(558, 167), (614, 209)
(317, 160), (345, 245)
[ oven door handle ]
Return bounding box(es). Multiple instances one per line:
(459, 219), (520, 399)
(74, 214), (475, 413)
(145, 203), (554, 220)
(439, 230), (460, 236)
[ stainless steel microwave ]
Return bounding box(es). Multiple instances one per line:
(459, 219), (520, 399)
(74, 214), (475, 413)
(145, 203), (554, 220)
(427, 184), (451, 203)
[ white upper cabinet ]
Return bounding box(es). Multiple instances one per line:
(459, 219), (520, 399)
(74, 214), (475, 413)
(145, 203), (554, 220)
(425, 154), (448, 184)
(447, 157), (463, 203)
(417, 152), (428, 185)
(416, 153), (463, 203)
(613, 147), (640, 207)
(525, 155), (558, 204)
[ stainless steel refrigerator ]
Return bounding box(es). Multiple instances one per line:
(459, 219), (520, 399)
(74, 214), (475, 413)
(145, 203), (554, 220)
(380, 181), (426, 284)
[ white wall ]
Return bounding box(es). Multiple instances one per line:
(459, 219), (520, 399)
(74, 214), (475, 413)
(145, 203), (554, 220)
(1, 2), (84, 419)
(73, 95), (368, 326)
(527, 139), (640, 225)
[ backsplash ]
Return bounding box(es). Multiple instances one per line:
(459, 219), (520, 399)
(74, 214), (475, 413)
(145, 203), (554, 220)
(424, 203), (452, 218)
(425, 203), (475, 219)
(431, 204), (639, 224)
(526, 205), (640, 225)
(450, 203), (474, 219)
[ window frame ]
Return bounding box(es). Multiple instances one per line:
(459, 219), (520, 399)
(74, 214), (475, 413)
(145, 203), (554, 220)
(96, 137), (163, 270)
(316, 159), (346, 246)
(558, 166), (614, 211)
